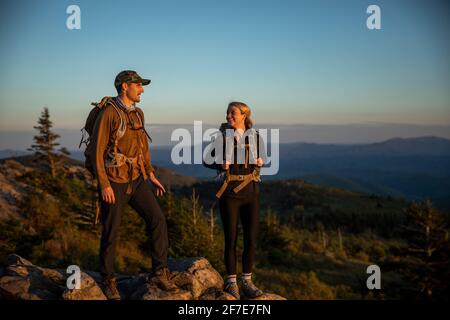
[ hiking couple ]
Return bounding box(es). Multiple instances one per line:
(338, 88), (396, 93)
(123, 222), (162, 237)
(86, 70), (265, 300)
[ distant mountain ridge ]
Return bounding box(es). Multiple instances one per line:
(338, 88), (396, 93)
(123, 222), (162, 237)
(1, 136), (449, 210)
(2, 136), (449, 159)
(281, 136), (450, 157)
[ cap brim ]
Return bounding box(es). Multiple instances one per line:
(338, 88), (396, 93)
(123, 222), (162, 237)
(141, 79), (151, 85)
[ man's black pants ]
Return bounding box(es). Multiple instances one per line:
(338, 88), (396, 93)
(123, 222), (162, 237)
(99, 175), (168, 278)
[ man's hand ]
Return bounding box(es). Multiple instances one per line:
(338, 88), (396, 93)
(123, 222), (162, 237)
(149, 172), (166, 197)
(102, 186), (115, 204)
(256, 157), (264, 167)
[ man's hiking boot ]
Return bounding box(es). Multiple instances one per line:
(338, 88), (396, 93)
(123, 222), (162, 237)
(240, 278), (263, 299)
(100, 276), (121, 300)
(224, 282), (240, 300)
(150, 267), (178, 291)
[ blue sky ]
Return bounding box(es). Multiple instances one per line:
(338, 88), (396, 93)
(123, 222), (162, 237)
(0, 0), (449, 132)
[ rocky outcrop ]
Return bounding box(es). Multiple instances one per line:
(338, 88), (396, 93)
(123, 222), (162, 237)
(0, 254), (286, 300)
(169, 257), (224, 299)
(0, 157), (90, 221)
(0, 157), (196, 222)
(0, 254), (67, 300)
(0, 160), (32, 220)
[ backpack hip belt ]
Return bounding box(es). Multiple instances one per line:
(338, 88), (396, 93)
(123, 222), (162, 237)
(104, 149), (148, 194)
(215, 168), (261, 199)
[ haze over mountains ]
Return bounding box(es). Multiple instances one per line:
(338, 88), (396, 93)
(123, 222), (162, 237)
(1, 120), (449, 209)
(1, 122), (450, 149)
(2, 134), (449, 210)
(158, 136), (450, 210)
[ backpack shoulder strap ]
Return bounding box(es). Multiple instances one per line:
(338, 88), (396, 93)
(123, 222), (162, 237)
(135, 109), (153, 143)
(100, 98), (127, 163)
(256, 130), (260, 158)
(104, 98), (126, 140)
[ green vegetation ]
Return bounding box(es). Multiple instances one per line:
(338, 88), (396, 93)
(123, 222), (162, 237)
(1, 108), (449, 300)
(2, 162), (448, 299)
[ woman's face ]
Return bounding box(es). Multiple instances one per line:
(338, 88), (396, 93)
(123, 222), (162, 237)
(226, 106), (246, 129)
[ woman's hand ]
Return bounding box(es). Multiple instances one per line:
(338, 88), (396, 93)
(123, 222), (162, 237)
(222, 160), (231, 170)
(149, 172), (166, 197)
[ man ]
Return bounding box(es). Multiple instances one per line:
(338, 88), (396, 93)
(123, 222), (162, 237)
(92, 70), (177, 299)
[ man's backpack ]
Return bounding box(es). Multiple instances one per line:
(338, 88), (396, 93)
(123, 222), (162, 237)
(79, 96), (126, 177)
(79, 96), (153, 178)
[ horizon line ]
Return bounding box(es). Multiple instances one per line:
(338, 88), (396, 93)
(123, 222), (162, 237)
(1, 135), (449, 152)
(2, 122), (450, 132)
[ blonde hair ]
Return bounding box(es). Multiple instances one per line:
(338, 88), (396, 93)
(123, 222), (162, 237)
(227, 101), (253, 129)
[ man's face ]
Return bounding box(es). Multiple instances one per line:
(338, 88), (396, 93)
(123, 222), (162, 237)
(123, 82), (144, 103)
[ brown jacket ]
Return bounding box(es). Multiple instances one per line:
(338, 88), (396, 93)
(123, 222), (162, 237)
(92, 101), (154, 190)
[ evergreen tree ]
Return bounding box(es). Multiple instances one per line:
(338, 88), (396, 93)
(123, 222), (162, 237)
(29, 107), (61, 178)
(259, 208), (292, 265)
(160, 189), (224, 272)
(399, 200), (450, 299)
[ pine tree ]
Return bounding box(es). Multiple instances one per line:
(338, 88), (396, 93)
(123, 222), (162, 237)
(399, 200), (450, 299)
(258, 208), (293, 266)
(29, 107), (61, 178)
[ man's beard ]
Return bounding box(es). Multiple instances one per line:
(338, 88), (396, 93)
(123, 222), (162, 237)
(127, 93), (140, 103)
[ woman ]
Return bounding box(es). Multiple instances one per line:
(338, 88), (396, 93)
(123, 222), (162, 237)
(204, 101), (265, 299)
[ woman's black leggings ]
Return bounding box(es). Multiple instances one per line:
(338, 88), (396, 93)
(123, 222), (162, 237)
(219, 195), (259, 275)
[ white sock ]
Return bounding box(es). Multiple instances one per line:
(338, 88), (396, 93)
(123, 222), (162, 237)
(226, 275), (237, 284)
(242, 273), (252, 281)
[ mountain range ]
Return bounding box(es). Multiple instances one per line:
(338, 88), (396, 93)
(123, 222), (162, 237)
(1, 136), (449, 210)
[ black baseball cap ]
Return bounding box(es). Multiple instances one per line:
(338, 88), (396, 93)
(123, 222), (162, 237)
(114, 70), (151, 87)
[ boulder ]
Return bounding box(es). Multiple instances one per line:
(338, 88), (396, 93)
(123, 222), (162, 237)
(0, 254), (286, 300)
(169, 257), (223, 299)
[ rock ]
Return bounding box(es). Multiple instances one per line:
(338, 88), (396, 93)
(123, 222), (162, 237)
(0, 274), (61, 300)
(0, 160), (31, 221)
(248, 293), (287, 300)
(0, 254), (286, 300)
(0, 254), (106, 300)
(0, 254), (65, 300)
(116, 275), (147, 299)
(0, 276), (31, 299)
(62, 272), (106, 300)
(3, 254), (33, 268)
(66, 165), (93, 182)
(0, 160), (32, 180)
(169, 257), (224, 299)
(129, 283), (193, 300)
(199, 289), (286, 301)
(199, 288), (237, 300)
